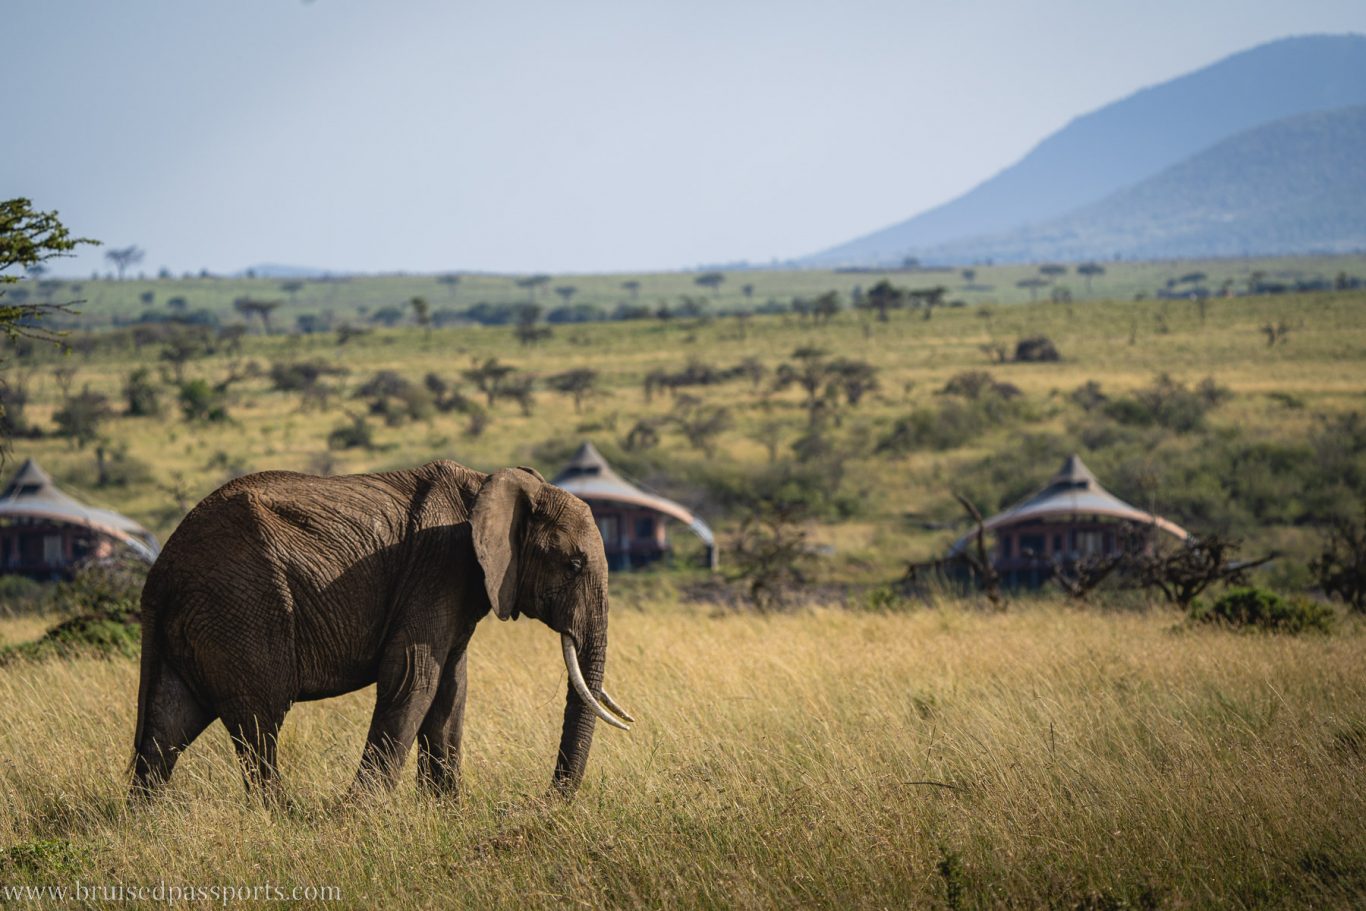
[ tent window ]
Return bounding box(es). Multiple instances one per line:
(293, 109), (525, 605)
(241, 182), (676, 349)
(1077, 531), (1104, 555)
(596, 516), (619, 547)
(634, 517), (655, 540)
(43, 534), (63, 565)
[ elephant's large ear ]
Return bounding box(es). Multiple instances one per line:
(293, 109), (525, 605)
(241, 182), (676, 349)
(472, 469), (540, 621)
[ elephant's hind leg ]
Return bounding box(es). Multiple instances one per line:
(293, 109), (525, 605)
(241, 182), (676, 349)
(131, 667), (215, 798)
(220, 701), (289, 804)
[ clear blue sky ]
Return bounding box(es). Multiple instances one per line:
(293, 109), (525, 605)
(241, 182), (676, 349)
(7, 0), (1366, 276)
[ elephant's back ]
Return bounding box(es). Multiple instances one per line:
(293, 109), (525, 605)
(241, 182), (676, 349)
(145, 462), (483, 611)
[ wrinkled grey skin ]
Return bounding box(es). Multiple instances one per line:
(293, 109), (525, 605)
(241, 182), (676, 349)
(130, 461), (613, 801)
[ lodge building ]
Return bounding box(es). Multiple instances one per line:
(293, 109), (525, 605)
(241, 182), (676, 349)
(551, 442), (716, 571)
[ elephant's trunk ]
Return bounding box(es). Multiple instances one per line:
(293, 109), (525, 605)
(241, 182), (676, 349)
(552, 630), (611, 796)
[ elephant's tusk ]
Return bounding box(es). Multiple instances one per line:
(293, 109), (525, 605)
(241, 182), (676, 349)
(597, 688), (636, 724)
(562, 634), (631, 732)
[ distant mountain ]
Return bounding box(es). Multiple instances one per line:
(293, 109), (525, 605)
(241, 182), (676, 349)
(802, 34), (1366, 267)
(917, 105), (1366, 263)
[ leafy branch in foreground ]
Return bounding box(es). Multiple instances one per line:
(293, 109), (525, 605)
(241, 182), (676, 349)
(1, 198), (98, 343)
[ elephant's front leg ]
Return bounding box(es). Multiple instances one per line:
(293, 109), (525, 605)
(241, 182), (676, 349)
(417, 649), (469, 797)
(352, 638), (442, 793)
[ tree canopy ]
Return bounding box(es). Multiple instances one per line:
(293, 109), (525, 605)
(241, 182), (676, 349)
(1, 198), (97, 341)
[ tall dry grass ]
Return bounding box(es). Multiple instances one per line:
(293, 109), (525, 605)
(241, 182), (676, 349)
(1, 601), (1363, 908)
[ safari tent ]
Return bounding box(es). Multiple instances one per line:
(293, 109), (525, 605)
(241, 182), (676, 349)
(551, 442), (716, 571)
(948, 454), (1187, 587)
(0, 458), (160, 577)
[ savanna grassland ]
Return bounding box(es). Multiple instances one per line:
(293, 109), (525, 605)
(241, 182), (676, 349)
(5, 259), (1366, 571)
(2, 259), (1366, 907)
(2, 602), (1364, 908)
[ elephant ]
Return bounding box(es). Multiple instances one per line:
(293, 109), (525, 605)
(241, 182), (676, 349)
(129, 460), (633, 801)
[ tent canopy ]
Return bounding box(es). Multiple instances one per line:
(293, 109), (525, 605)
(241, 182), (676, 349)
(0, 458), (160, 561)
(949, 454), (1187, 554)
(551, 443), (715, 547)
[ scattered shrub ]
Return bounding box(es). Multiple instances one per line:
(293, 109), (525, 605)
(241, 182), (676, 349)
(1105, 374), (1227, 433)
(940, 371), (1020, 401)
(1069, 380), (1108, 412)
(328, 415), (375, 450)
(1311, 505), (1366, 612)
(1190, 587), (1335, 634)
(0, 557), (147, 664)
(878, 402), (983, 454)
(1, 838), (91, 878)
(355, 370), (435, 426)
(177, 379), (229, 422)
(0, 575), (45, 616)
(269, 359), (348, 392)
(122, 367), (161, 416)
(726, 500), (812, 612)
(1014, 336), (1060, 362)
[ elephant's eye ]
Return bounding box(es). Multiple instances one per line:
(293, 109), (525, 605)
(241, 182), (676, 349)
(568, 555), (586, 575)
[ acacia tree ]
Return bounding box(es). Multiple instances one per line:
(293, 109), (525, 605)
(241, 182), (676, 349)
(694, 271), (725, 296)
(437, 273), (461, 296)
(462, 358), (517, 407)
(279, 280), (305, 302)
(1016, 277), (1049, 301)
(1077, 262), (1105, 294)
(409, 296), (431, 336)
(862, 279), (905, 322)
(515, 274), (551, 301)
(727, 499), (812, 612)
(1135, 533), (1272, 608)
(52, 386), (113, 449)
(233, 297), (282, 334)
(104, 244), (144, 279)
(547, 368), (600, 413)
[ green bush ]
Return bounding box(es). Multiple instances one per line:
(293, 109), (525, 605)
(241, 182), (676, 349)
(1, 838), (90, 878)
(328, 415), (375, 451)
(1103, 374), (1227, 433)
(177, 379), (230, 422)
(1190, 587), (1335, 634)
(0, 557), (147, 664)
(0, 575), (45, 616)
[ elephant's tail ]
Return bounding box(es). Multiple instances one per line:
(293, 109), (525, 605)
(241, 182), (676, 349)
(129, 575), (163, 772)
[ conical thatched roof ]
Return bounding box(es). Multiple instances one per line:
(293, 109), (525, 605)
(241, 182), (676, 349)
(0, 459), (160, 560)
(552, 443), (714, 546)
(949, 454), (1187, 554)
